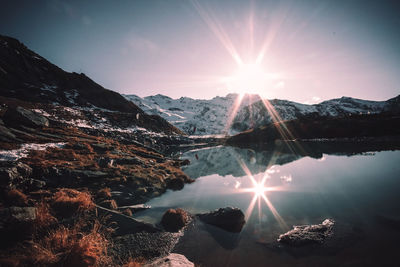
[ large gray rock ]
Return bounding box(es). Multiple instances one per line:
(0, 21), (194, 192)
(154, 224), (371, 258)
(0, 124), (17, 142)
(0, 162), (32, 189)
(144, 253), (194, 267)
(3, 106), (49, 128)
(198, 207), (245, 233)
(278, 219), (335, 246)
(0, 206), (37, 244)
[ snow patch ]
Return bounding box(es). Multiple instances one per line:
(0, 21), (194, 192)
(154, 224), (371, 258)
(0, 142), (65, 161)
(64, 90), (79, 104)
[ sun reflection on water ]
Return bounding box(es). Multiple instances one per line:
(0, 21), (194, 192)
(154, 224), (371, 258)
(235, 157), (289, 230)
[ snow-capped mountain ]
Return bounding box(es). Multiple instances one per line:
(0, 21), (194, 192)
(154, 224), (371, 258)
(124, 93), (261, 135)
(232, 96), (399, 131)
(125, 92), (399, 135)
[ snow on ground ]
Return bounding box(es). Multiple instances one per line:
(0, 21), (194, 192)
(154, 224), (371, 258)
(40, 84), (57, 93)
(0, 142), (65, 161)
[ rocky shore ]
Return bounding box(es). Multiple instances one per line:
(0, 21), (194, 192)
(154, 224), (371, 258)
(0, 96), (199, 266)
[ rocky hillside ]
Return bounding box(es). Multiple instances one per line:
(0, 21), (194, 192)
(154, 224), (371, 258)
(124, 93), (261, 135)
(0, 35), (181, 135)
(0, 35), (199, 266)
(232, 95), (400, 131)
(227, 113), (400, 146)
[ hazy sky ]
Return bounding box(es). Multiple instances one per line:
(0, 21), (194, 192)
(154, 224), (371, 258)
(1, 0), (400, 102)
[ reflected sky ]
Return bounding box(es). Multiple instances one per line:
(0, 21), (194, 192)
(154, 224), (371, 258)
(134, 148), (400, 266)
(136, 149), (400, 226)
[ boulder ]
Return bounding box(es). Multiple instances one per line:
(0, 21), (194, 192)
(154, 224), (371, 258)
(198, 207), (245, 233)
(0, 162), (32, 189)
(161, 208), (191, 232)
(277, 218), (335, 246)
(0, 124), (17, 142)
(3, 106), (49, 128)
(0, 206), (37, 246)
(97, 157), (114, 167)
(144, 253), (194, 267)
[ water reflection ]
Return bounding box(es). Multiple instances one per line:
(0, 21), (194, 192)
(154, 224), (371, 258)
(136, 143), (400, 267)
(182, 139), (400, 178)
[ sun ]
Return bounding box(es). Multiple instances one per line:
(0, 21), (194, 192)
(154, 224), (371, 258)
(252, 181), (269, 197)
(223, 63), (269, 96)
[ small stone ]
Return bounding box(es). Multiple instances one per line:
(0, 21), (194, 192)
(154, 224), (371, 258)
(161, 208), (191, 232)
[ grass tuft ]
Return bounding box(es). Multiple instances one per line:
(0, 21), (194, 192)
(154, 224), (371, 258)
(52, 188), (95, 217)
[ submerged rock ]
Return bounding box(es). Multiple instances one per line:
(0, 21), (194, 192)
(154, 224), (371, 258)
(278, 218), (335, 246)
(144, 253), (194, 267)
(198, 207), (245, 233)
(161, 208), (191, 232)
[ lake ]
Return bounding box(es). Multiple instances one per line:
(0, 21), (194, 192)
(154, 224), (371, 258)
(134, 143), (400, 267)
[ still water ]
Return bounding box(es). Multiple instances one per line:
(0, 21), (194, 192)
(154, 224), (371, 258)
(135, 144), (400, 267)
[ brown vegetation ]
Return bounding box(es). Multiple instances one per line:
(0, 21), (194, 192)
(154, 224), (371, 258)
(96, 187), (112, 199)
(5, 189), (28, 206)
(29, 220), (110, 267)
(35, 201), (57, 229)
(52, 188), (95, 217)
(161, 208), (191, 232)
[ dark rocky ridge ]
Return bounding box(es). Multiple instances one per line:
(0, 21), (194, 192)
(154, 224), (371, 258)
(0, 35), (182, 135)
(227, 113), (400, 146)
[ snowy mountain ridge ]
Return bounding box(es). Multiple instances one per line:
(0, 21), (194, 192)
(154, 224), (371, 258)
(232, 96), (397, 131)
(125, 93), (399, 135)
(124, 93), (261, 135)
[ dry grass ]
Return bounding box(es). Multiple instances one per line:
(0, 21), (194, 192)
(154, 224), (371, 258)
(5, 189), (28, 206)
(96, 187), (111, 199)
(122, 208), (133, 217)
(35, 201), (57, 229)
(52, 188), (95, 217)
(29, 220), (110, 267)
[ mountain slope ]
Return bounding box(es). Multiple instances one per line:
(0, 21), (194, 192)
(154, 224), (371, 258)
(126, 90), (399, 136)
(124, 93), (261, 135)
(232, 95), (399, 132)
(0, 35), (181, 135)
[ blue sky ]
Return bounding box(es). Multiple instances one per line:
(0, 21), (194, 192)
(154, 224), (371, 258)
(1, 0), (400, 102)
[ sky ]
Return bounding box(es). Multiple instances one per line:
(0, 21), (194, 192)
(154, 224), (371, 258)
(1, 0), (400, 103)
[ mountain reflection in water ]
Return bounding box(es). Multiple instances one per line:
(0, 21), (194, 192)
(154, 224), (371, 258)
(135, 140), (400, 267)
(181, 138), (400, 178)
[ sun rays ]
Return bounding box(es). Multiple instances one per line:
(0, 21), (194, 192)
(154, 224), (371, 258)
(233, 154), (289, 230)
(188, 0), (309, 231)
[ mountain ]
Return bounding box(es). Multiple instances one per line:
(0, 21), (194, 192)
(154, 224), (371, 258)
(126, 91), (399, 136)
(232, 95), (400, 132)
(227, 112), (400, 146)
(0, 35), (181, 135)
(124, 93), (261, 135)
